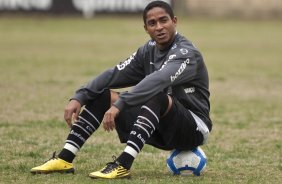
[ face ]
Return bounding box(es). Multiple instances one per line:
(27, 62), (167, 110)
(144, 7), (177, 50)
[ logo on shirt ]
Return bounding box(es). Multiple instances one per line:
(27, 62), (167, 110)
(149, 41), (156, 46)
(184, 87), (195, 93)
(171, 44), (177, 50)
(180, 48), (188, 55)
(169, 54), (176, 60)
(170, 58), (190, 82)
(117, 52), (136, 70)
(159, 54), (176, 71)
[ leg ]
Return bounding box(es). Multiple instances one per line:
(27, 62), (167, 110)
(116, 92), (171, 168)
(88, 93), (207, 178)
(89, 92), (171, 179)
(59, 90), (112, 162)
(31, 90), (117, 174)
(147, 98), (207, 151)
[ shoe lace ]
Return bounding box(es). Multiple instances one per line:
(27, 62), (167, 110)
(101, 156), (120, 174)
(45, 151), (58, 162)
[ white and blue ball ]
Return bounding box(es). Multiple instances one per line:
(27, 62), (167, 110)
(166, 147), (207, 176)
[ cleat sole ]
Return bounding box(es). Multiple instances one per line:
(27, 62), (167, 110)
(89, 174), (131, 179)
(31, 168), (75, 174)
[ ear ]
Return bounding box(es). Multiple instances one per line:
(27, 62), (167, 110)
(172, 16), (177, 26)
(144, 24), (149, 33)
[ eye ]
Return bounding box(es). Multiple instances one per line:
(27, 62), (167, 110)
(147, 21), (156, 27)
(160, 17), (168, 23)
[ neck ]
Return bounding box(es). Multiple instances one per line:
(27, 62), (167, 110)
(157, 32), (177, 50)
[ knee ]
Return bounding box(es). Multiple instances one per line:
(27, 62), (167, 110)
(148, 92), (168, 104)
(145, 92), (169, 114)
(85, 89), (111, 110)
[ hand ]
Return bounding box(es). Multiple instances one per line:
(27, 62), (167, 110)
(64, 99), (82, 128)
(102, 106), (120, 132)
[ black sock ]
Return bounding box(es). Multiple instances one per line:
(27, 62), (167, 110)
(58, 90), (111, 163)
(116, 152), (134, 170)
(58, 149), (75, 163)
(117, 92), (169, 169)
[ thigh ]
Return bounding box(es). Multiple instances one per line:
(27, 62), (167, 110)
(147, 97), (204, 151)
(114, 91), (169, 144)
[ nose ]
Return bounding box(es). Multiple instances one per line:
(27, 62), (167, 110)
(156, 22), (163, 31)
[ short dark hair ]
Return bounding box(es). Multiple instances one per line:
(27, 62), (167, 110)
(143, 1), (174, 24)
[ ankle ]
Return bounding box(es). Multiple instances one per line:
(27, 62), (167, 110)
(116, 152), (134, 170)
(58, 149), (75, 163)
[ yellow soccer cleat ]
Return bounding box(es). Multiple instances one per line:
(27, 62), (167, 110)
(30, 152), (74, 174)
(89, 161), (130, 179)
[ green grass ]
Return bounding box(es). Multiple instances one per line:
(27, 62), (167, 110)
(0, 16), (281, 184)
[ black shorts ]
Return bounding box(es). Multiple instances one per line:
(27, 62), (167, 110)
(115, 97), (204, 151)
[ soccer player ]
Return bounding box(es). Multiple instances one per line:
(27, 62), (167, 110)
(31, 1), (212, 179)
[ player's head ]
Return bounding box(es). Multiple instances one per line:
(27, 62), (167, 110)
(143, 1), (174, 24)
(143, 1), (177, 49)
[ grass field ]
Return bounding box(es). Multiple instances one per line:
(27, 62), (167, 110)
(0, 15), (281, 184)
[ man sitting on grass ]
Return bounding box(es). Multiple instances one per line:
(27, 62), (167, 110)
(31, 1), (212, 179)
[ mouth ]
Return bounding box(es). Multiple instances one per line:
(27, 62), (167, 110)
(156, 32), (166, 39)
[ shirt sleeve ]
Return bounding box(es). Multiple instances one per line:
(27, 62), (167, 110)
(71, 48), (145, 106)
(114, 48), (199, 110)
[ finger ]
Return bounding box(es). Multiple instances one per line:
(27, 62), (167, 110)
(109, 114), (114, 131)
(107, 113), (113, 131)
(109, 123), (114, 131)
(109, 116), (114, 131)
(102, 120), (106, 130)
(112, 121), (116, 130)
(64, 110), (72, 128)
(105, 122), (110, 132)
(103, 120), (108, 131)
(73, 107), (80, 122)
(102, 116), (109, 132)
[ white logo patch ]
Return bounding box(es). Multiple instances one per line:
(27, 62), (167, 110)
(170, 59), (190, 82)
(169, 54), (176, 60)
(180, 48), (188, 55)
(117, 52), (136, 70)
(171, 44), (177, 50)
(149, 41), (156, 46)
(184, 87), (195, 93)
(159, 54), (176, 71)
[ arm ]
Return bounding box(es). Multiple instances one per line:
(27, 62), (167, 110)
(114, 50), (198, 110)
(64, 50), (145, 126)
(72, 50), (145, 106)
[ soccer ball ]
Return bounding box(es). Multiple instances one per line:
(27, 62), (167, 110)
(166, 147), (207, 176)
